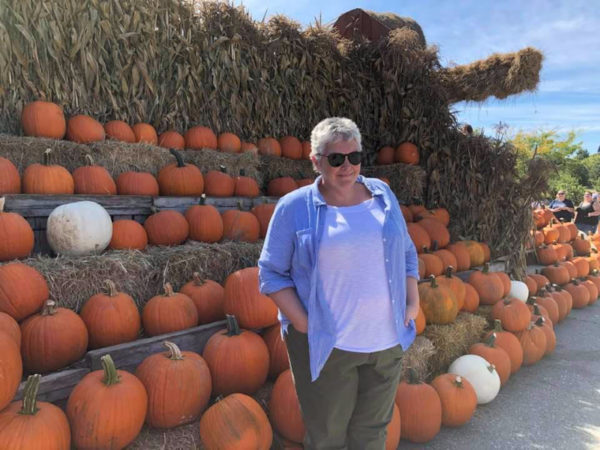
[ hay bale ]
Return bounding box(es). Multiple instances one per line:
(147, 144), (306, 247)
(0, 134), (261, 183)
(422, 312), (488, 379)
(361, 164), (426, 204)
(400, 335), (436, 382)
(22, 241), (262, 312)
(440, 47), (543, 103)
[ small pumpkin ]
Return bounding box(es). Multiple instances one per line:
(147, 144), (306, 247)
(407, 222), (431, 254)
(263, 323), (290, 378)
(461, 282), (480, 312)
(185, 195), (224, 243)
(269, 369), (304, 443)
(144, 209), (189, 246)
(203, 315), (270, 395)
(180, 273), (225, 324)
(185, 126), (217, 150)
(221, 207), (260, 242)
(0, 312), (21, 347)
(132, 123), (158, 145)
(0, 197), (34, 261)
(257, 137), (282, 157)
(563, 279), (590, 308)
(0, 262), (49, 321)
(467, 264), (504, 305)
(135, 341), (212, 428)
(417, 218), (450, 249)
(463, 240), (486, 267)
(80, 280), (141, 349)
(72, 154), (117, 195)
(491, 297), (532, 332)
(66, 115), (105, 143)
(0, 335), (21, 411)
(109, 219), (148, 250)
(469, 333), (511, 385)
(437, 266), (466, 310)
(104, 120), (135, 143)
(513, 321), (547, 365)
(204, 165), (235, 197)
(394, 142), (419, 165)
(267, 176), (298, 197)
(116, 171), (160, 196)
(485, 319), (523, 374)
(142, 283), (198, 336)
(431, 374), (477, 427)
(376, 146), (395, 165)
(22, 149), (74, 194)
(234, 169), (260, 197)
(20, 300), (88, 373)
(158, 130), (185, 149)
(157, 149), (204, 196)
(0, 157), (21, 194)
(447, 242), (471, 272)
(67, 354), (147, 449)
(21, 101), (66, 139)
(217, 132), (242, 153)
(280, 136), (303, 160)
(535, 244), (558, 265)
(302, 141), (311, 159)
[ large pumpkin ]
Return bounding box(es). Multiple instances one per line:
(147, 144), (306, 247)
(72, 155), (117, 195)
(0, 197), (34, 261)
(47, 201), (113, 256)
(80, 280), (141, 349)
(116, 171), (160, 196)
(0, 157), (21, 194)
(203, 315), (270, 395)
(22, 149), (74, 194)
(0, 262), (49, 321)
(180, 273), (225, 324)
(0, 335), (21, 411)
(491, 297), (531, 332)
(67, 354), (147, 449)
(109, 219), (148, 250)
(417, 276), (458, 324)
(223, 267), (279, 329)
(221, 208), (260, 242)
(430, 374), (477, 427)
(467, 264), (504, 305)
(469, 333), (512, 385)
(185, 196), (224, 243)
(132, 123), (158, 145)
(204, 166), (235, 197)
(436, 267), (466, 310)
(21, 101), (66, 139)
(269, 369), (304, 443)
(142, 283), (198, 336)
(185, 126), (217, 150)
(513, 321), (547, 365)
(158, 149), (204, 196)
(395, 369), (442, 443)
(135, 341), (212, 428)
(104, 120), (135, 143)
(0, 374), (71, 450)
(20, 300), (88, 373)
(200, 393), (272, 450)
(263, 323), (290, 378)
(66, 115), (105, 143)
(144, 209), (189, 246)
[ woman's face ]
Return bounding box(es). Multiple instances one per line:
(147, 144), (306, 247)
(584, 193), (592, 202)
(313, 139), (361, 190)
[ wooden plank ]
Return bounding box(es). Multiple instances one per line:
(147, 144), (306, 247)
(14, 368), (90, 403)
(153, 196), (255, 212)
(85, 320), (226, 372)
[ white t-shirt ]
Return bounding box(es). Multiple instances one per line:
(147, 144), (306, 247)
(318, 197), (399, 352)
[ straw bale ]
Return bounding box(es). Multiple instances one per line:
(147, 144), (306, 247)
(422, 312), (488, 379)
(362, 164), (426, 204)
(22, 241), (262, 312)
(400, 335), (436, 382)
(440, 47), (543, 103)
(259, 155), (314, 189)
(0, 134), (261, 182)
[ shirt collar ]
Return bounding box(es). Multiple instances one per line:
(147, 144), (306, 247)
(310, 175), (385, 206)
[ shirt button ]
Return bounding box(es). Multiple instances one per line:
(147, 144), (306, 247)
(383, 238), (386, 242)
(385, 259), (389, 262)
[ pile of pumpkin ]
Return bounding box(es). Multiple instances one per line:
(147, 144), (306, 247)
(376, 142), (420, 166)
(19, 100), (312, 160)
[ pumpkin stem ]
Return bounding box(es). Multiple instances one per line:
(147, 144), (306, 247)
(43, 148), (52, 166)
(199, 193), (207, 205)
(532, 304), (542, 316)
(0, 197), (5, 213)
(482, 263), (490, 274)
(503, 297), (511, 305)
(169, 149), (185, 168)
(452, 375), (464, 388)
(534, 317), (545, 327)
(406, 367), (421, 384)
(445, 266), (455, 278)
(164, 282), (175, 297)
(487, 363), (496, 374)
(432, 240), (439, 251)
(104, 280), (118, 297)
(85, 154), (95, 166)
(219, 165), (227, 174)
(526, 297), (536, 306)
(484, 333), (497, 347)
(101, 354), (121, 386)
(192, 272), (205, 286)
(18, 374), (41, 416)
(493, 319), (504, 332)
(429, 275), (438, 288)
(41, 299), (58, 316)
(225, 314), (242, 336)
(163, 341), (184, 360)
(239, 168), (246, 177)
(572, 279), (579, 286)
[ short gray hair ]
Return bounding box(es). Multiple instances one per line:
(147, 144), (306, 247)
(310, 117), (362, 159)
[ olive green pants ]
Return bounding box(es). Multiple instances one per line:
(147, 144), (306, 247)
(285, 326), (403, 450)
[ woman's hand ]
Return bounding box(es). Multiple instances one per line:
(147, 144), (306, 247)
(404, 301), (419, 327)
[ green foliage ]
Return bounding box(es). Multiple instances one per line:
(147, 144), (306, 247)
(510, 129), (597, 199)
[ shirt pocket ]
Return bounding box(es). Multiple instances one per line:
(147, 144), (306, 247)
(294, 228), (313, 271)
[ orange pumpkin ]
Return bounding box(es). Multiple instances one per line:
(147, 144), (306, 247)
(116, 171), (160, 196)
(269, 369), (304, 443)
(302, 141), (311, 159)
(204, 166), (235, 197)
(223, 267), (279, 329)
(241, 141), (259, 155)
(535, 317), (556, 355)
(485, 319), (523, 374)
(185, 126), (217, 150)
(536, 244), (558, 265)
(564, 279), (590, 308)
(417, 218), (450, 249)
(267, 177), (298, 197)
(415, 305), (426, 335)
(67, 354), (147, 449)
(420, 253), (444, 277)
(104, 120), (135, 143)
(158, 130), (185, 149)
(20, 300), (88, 373)
(280, 136), (303, 160)
(135, 341), (212, 428)
(217, 132), (242, 153)
(72, 155), (117, 195)
(418, 276), (458, 324)
(21, 101), (66, 139)
(109, 219), (148, 250)
(0, 157), (21, 194)
(80, 280), (141, 349)
(221, 208), (260, 243)
(180, 273), (225, 324)
(142, 283), (198, 336)
(395, 142), (419, 165)
(0, 262), (49, 321)
(185, 197), (224, 243)
(132, 123), (158, 145)
(203, 315), (270, 395)
(447, 242), (471, 272)
(258, 137), (282, 157)
(514, 321), (547, 366)
(433, 249), (458, 273)
(251, 202), (276, 238)
(0, 312), (21, 347)
(0, 197), (34, 261)
(491, 297), (531, 332)
(234, 169), (260, 197)
(461, 283), (480, 312)
(157, 149), (204, 196)
(0, 335), (21, 411)
(66, 115), (105, 143)
(199, 393), (272, 450)
(437, 267), (466, 310)
(407, 222), (431, 253)
(263, 323), (289, 378)
(376, 146), (395, 165)
(467, 264), (504, 305)
(22, 149), (74, 194)
(462, 240), (485, 267)
(144, 209), (189, 246)
(431, 374), (477, 427)
(469, 333), (512, 385)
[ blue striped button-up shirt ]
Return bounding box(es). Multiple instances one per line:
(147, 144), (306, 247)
(258, 175), (419, 381)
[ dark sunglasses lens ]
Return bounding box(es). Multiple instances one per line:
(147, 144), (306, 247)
(347, 152), (361, 165)
(327, 153), (345, 167)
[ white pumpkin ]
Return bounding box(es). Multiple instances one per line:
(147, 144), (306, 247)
(47, 201), (112, 256)
(448, 354), (500, 404)
(509, 280), (529, 302)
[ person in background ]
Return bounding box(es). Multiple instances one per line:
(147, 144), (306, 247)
(548, 190), (574, 222)
(258, 117), (419, 449)
(574, 191), (600, 235)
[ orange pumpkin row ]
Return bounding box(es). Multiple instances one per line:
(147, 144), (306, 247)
(376, 142), (420, 165)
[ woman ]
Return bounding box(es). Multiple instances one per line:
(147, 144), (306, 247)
(258, 117), (419, 449)
(574, 191), (600, 235)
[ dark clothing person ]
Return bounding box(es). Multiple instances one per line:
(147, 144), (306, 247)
(575, 202), (598, 234)
(549, 198), (574, 222)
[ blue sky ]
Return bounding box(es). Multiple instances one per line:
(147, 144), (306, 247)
(236, 0), (600, 153)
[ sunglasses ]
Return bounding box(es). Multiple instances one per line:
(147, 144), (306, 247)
(318, 151), (362, 167)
